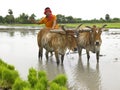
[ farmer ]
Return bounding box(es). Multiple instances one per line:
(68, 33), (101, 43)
(36, 7), (59, 29)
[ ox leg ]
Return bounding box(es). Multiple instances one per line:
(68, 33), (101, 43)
(55, 51), (60, 65)
(45, 51), (49, 60)
(96, 51), (99, 63)
(50, 51), (53, 57)
(61, 54), (65, 65)
(77, 46), (82, 59)
(38, 48), (43, 60)
(86, 50), (90, 62)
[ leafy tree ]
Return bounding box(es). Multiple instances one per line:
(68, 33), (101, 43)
(99, 18), (105, 22)
(0, 16), (4, 23)
(29, 13), (36, 23)
(17, 13), (29, 24)
(56, 14), (66, 23)
(2, 9), (120, 24)
(74, 18), (82, 23)
(29, 14), (36, 20)
(112, 17), (120, 22)
(4, 9), (15, 24)
(66, 16), (74, 23)
(5, 15), (14, 24)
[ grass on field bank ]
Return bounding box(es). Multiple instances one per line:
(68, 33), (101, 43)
(1, 22), (120, 29)
(62, 23), (120, 29)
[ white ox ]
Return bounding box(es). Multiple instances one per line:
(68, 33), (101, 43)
(62, 24), (107, 63)
(37, 27), (78, 65)
(76, 24), (107, 63)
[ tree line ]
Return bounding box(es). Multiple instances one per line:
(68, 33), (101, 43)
(0, 9), (120, 24)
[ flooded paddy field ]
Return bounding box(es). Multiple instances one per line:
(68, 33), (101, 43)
(0, 27), (120, 90)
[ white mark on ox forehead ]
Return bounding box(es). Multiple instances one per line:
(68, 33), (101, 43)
(96, 30), (99, 33)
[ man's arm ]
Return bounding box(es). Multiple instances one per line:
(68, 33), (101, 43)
(52, 20), (57, 29)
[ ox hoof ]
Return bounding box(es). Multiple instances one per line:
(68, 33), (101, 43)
(38, 58), (42, 61)
(61, 63), (63, 66)
(57, 61), (60, 65)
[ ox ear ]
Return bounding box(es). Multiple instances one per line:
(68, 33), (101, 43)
(75, 24), (83, 30)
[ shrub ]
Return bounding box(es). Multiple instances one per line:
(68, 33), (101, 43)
(50, 82), (68, 90)
(38, 70), (47, 79)
(52, 74), (67, 86)
(12, 78), (30, 90)
(0, 59), (68, 90)
(34, 81), (45, 90)
(0, 59), (7, 66)
(0, 67), (2, 80)
(2, 68), (19, 84)
(0, 59), (19, 89)
(7, 64), (15, 70)
(50, 82), (60, 90)
(27, 67), (37, 87)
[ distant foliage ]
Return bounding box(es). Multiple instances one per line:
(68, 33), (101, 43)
(1, 9), (120, 24)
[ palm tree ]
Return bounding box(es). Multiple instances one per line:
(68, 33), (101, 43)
(105, 14), (110, 21)
(8, 9), (13, 15)
(5, 9), (14, 24)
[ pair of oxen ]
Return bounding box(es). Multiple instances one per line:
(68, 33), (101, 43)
(37, 24), (107, 65)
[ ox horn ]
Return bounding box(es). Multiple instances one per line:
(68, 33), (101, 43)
(75, 24), (83, 30)
(61, 25), (66, 31)
(85, 26), (92, 29)
(102, 24), (107, 28)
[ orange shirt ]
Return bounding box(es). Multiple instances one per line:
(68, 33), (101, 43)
(39, 15), (59, 29)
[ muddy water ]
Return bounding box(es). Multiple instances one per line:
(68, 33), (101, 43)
(0, 28), (120, 90)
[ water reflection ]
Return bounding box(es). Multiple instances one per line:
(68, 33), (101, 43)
(9, 31), (14, 37)
(37, 55), (101, 90)
(0, 29), (39, 37)
(103, 29), (120, 35)
(1, 28), (120, 90)
(64, 58), (101, 90)
(37, 58), (65, 80)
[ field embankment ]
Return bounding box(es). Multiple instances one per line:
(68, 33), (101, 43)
(1, 22), (120, 29)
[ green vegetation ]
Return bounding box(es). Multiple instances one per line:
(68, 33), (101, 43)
(0, 59), (19, 89)
(1, 9), (120, 25)
(12, 78), (31, 90)
(3, 22), (120, 29)
(52, 74), (67, 86)
(1, 9), (120, 28)
(60, 23), (120, 29)
(0, 59), (68, 90)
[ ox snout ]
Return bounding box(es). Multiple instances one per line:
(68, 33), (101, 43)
(73, 48), (78, 51)
(95, 41), (101, 46)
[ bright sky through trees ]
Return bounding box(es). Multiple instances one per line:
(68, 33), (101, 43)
(0, 0), (119, 19)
